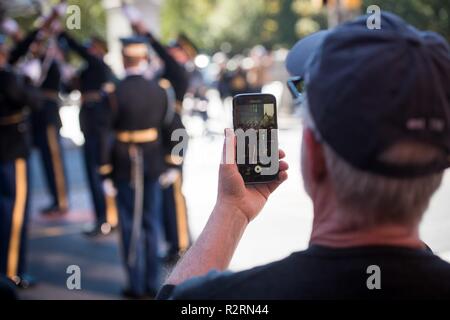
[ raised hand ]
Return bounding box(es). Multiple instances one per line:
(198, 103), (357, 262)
(217, 128), (289, 223)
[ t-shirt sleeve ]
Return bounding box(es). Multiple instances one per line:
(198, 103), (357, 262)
(157, 270), (232, 300)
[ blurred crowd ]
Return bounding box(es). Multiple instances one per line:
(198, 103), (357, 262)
(0, 1), (287, 299)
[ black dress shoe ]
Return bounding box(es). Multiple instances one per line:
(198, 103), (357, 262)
(83, 222), (114, 237)
(121, 288), (146, 300)
(12, 274), (37, 289)
(146, 289), (157, 300)
(121, 288), (157, 300)
(40, 205), (68, 216)
(163, 253), (180, 265)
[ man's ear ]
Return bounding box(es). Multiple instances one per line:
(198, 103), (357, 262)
(304, 128), (327, 182)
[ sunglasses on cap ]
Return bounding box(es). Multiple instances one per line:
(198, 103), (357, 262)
(287, 76), (323, 142)
(287, 76), (305, 101)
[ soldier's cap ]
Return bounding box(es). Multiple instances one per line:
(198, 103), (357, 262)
(120, 36), (149, 58)
(170, 33), (198, 59)
(286, 11), (450, 178)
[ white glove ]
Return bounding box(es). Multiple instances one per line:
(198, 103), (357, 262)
(159, 169), (181, 189)
(103, 179), (117, 197)
(55, 2), (68, 16)
(61, 64), (77, 83)
(20, 59), (42, 84)
(122, 4), (142, 24)
(50, 20), (62, 34)
(1, 18), (19, 35)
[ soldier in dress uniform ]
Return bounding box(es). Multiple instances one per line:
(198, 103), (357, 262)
(99, 36), (185, 298)
(125, 10), (192, 263)
(8, 11), (69, 216)
(57, 30), (118, 236)
(146, 32), (193, 263)
(0, 33), (42, 288)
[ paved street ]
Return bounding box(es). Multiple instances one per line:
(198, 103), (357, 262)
(19, 112), (450, 300)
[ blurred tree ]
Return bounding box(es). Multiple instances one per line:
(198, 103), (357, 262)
(292, 0), (327, 37)
(162, 0), (306, 53)
(362, 0), (450, 42)
(159, 0), (450, 53)
(206, 0), (266, 53)
(5, 0), (448, 53)
(9, 0), (106, 41)
(263, 0), (299, 48)
(161, 0), (216, 49)
(64, 0), (106, 40)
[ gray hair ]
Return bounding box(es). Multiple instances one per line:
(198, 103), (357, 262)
(300, 99), (444, 229)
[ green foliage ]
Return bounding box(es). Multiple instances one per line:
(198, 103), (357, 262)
(13, 0), (106, 41)
(66, 0), (106, 40)
(162, 0), (449, 53)
(206, 0), (266, 52)
(161, 0), (305, 54)
(161, 0), (216, 49)
(362, 0), (450, 42)
(292, 0), (327, 38)
(10, 0), (449, 54)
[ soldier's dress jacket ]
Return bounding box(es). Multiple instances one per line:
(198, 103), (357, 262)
(9, 29), (62, 129)
(0, 67), (42, 161)
(101, 74), (181, 181)
(59, 31), (116, 135)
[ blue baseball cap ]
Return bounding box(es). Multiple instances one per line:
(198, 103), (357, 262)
(287, 11), (450, 177)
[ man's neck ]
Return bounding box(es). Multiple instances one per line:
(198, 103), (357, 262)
(309, 209), (424, 249)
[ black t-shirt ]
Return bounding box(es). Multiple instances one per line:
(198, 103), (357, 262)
(158, 245), (450, 300)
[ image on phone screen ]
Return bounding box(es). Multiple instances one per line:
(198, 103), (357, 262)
(233, 94), (279, 184)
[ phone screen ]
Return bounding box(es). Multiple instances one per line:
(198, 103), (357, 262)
(233, 94), (279, 184)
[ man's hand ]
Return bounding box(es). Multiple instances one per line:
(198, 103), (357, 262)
(217, 128), (289, 223)
(164, 129), (288, 286)
(1, 18), (20, 36)
(122, 3), (148, 35)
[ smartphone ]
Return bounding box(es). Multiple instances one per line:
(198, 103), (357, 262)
(232, 93), (279, 184)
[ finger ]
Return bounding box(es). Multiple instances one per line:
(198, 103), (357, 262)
(278, 160), (289, 172)
(266, 171), (288, 193)
(279, 149), (286, 160)
(221, 128), (236, 165)
(278, 170), (288, 182)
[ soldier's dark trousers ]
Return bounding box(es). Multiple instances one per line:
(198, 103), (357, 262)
(83, 134), (107, 224)
(80, 102), (117, 227)
(162, 176), (190, 256)
(0, 158), (30, 281)
(116, 179), (162, 295)
(33, 103), (68, 211)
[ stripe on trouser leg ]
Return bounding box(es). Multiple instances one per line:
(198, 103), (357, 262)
(46, 125), (68, 210)
(105, 194), (118, 227)
(7, 159), (27, 280)
(173, 176), (189, 252)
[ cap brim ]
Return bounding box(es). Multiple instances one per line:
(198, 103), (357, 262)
(119, 36), (149, 46)
(286, 30), (329, 77)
